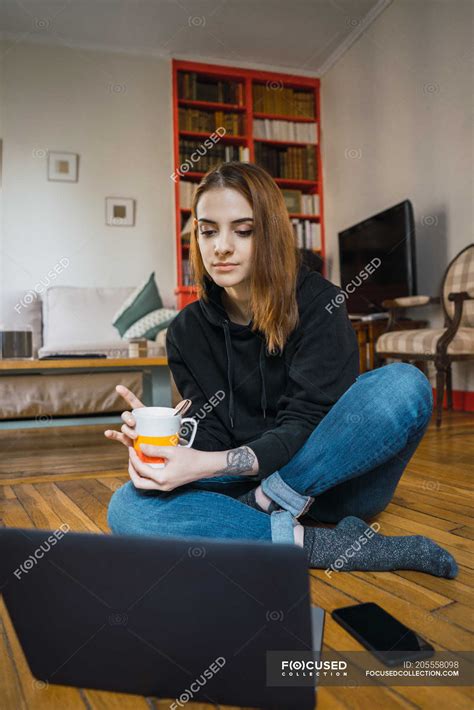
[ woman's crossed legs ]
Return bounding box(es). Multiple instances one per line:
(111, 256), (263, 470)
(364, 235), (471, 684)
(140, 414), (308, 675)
(107, 363), (458, 577)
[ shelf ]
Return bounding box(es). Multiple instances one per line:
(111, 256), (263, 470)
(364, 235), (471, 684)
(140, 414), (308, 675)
(179, 130), (247, 143)
(182, 210), (319, 223)
(275, 178), (318, 189)
(174, 285), (199, 293)
(253, 112), (316, 123)
(178, 99), (246, 112)
(289, 213), (320, 220)
(181, 207), (319, 220)
(254, 138), (317, 147)
(179, 173), (318, 188)
(178, 171), (206, 180)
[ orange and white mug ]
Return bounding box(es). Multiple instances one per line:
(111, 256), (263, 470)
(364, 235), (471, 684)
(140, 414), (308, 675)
(132, 406), (198, 468)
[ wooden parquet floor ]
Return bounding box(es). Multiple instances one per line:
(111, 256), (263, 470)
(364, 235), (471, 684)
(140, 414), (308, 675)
(0, 410), (473, 709)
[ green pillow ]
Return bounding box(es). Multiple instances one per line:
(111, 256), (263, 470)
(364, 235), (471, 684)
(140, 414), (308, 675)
(122, 308), (177, 340)
(112, 272), (163, 337)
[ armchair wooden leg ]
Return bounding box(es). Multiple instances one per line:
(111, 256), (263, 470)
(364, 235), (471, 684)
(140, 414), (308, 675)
(446, 363), (453, 410)
(435, 365), (446, 428)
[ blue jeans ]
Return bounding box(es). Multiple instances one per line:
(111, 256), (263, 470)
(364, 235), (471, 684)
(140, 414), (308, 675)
(107, 363), (433, 545)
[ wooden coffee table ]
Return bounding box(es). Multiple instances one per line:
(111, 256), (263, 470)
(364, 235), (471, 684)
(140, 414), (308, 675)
(0, 356), (171, 428)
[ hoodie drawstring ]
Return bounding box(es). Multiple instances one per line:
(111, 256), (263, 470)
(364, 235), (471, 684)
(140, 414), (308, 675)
(259, 340), (267, 420)
(222, 320), (235, 428)
(222, 320), (268, 428)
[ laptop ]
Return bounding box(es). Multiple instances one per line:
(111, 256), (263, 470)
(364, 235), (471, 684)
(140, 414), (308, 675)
(0, 527), (324, 709)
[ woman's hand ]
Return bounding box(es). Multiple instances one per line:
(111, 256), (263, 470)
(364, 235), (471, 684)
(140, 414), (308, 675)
(128, 445), (206, 491)
(104, 385), (191, 449)
(104, 385), (144, 449)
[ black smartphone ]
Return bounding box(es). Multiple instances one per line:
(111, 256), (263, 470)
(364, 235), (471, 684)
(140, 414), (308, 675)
(332, 602), (434, 666)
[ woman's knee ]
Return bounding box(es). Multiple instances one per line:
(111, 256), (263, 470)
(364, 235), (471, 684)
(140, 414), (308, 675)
(107, 481), (134, 534)
(367, 362), (433, 429)
(388, 362), (433, 421)
(107, 481), (163, 535)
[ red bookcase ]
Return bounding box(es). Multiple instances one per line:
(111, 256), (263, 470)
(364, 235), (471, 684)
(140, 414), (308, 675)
(172, 59), (325, 309)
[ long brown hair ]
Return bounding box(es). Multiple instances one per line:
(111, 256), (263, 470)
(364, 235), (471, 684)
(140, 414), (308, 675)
(189, 161), (300, 353)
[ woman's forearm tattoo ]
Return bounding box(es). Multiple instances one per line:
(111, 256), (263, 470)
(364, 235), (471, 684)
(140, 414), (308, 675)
(215, 446), (257, 475)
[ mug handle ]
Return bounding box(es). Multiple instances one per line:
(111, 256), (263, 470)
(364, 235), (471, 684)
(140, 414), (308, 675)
(179, 418), (198, 448)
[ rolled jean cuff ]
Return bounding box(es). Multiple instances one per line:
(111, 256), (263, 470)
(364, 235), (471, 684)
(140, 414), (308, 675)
(270, 510), (297, 544)
(262, 471), (314, 518)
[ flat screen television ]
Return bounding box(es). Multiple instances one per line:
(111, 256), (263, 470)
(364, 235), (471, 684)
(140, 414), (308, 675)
(338, 200), (417, 315)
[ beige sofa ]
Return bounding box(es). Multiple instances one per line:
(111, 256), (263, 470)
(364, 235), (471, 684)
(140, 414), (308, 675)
(1, 286), (171, 420)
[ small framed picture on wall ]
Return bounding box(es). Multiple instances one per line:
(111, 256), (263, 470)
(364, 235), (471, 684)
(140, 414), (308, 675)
(106, 197), (136, 226)
(48, 151), (79, 182)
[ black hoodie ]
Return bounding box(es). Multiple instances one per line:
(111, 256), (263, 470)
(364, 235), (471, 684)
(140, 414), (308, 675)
(165, 263), (360, 479)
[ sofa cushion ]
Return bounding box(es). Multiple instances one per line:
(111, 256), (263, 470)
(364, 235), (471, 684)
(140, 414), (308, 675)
(112, 272), (163, 337)
(42, 285), (134, 350)
(122, 308), (177, 340)
(376, 327), (474, 355)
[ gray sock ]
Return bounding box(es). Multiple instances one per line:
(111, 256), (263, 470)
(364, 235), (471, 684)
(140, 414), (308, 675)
(303, 515), (458, 579)
(237, 487), (281, 513)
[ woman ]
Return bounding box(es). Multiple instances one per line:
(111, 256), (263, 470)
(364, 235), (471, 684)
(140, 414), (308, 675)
(106, 161), (457, 578)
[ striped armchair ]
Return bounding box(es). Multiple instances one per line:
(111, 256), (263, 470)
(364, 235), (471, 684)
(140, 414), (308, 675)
(376, 243), (474, 427)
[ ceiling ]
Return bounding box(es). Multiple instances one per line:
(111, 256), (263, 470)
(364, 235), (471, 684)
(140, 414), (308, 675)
(0, 0), (392, 76)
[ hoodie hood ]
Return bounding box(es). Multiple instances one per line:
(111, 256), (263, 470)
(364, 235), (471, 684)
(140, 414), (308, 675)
(198, 264), (312, 429)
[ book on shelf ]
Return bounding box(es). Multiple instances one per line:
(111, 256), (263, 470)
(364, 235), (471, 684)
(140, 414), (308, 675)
(255, 142), (317, 180)
(179, 181), (197, 210)
(291, 219), (321, 250)
(253, 119), (318, 144)
(253, 84), (315, 117)
(282, 189), (320, 215)
(181, 213), (193, 239)
(181, 257), (192, 286)
(300, 192), (320, 214)
(179, 108), (245, 136)
(179, 139), (249, 172)
(178, 72), (244, 105)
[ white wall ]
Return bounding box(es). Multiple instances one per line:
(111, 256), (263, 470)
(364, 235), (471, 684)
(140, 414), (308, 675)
(321, 0), (473, 393)
(0, 41), (176, 348)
